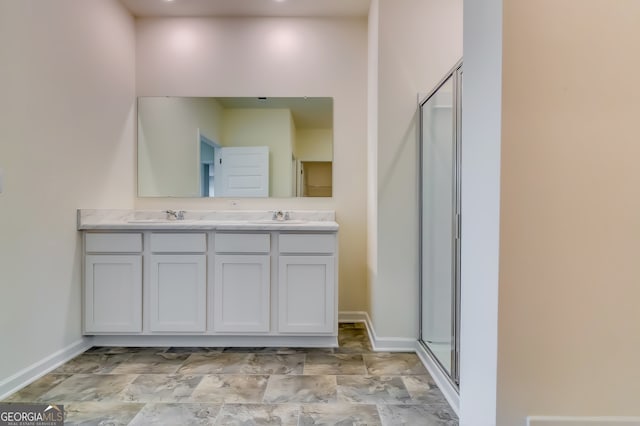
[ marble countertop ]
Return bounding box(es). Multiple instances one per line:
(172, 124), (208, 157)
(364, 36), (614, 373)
(77, 209), (339, 232)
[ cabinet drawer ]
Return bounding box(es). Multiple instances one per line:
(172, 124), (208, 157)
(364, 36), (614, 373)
(279, 234), (336, 254)
(85, 233), (142, 253)
(215, 233), (270, 253)
(150, 233), (206, 253)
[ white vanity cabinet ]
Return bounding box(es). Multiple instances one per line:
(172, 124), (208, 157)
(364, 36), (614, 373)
(213, 233), (270, 332)
(278, 234), (336, 333)
(80, 214), (338, 346)
(148, 233), (207, 333)
(84, 233), (142, 333)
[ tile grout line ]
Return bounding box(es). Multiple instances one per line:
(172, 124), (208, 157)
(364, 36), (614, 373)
(4, 325), (457, 424)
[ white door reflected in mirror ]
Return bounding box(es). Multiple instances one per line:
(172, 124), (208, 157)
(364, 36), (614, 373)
(217, 146), (269, 198)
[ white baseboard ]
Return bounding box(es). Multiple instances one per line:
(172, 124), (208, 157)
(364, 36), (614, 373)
(339, 311), (415, 352)
(0, 337), (93, 400)
(528, 416), (640, 426)
(338, 311), (369, 323)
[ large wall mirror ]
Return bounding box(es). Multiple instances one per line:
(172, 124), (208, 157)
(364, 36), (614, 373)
(138, 97), (333, 198)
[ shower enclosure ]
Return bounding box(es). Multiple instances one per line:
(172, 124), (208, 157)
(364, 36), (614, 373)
(419, 61), (462, 386)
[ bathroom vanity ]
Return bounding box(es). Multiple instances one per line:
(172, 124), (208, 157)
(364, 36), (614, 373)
(77, 210), (339, 347)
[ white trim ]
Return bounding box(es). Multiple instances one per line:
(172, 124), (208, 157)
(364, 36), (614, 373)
(338, 310), (369, 323)
(527, 416), (640, 425)
(459, 0), (503, 424)
(339, 311), (414, 352)
(368, 331), (416, 352)
(416, 341), (460, 414)
(0, 337), (93, 400)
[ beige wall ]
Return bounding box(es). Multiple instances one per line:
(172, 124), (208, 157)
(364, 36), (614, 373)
(134, 17), (368, 312)
(296, 129), (332, 161)
(371, 0), (462, 338)
(138, 97), (223, 196)
(498, 0), (640, 423)
(0, 0), (135, 383)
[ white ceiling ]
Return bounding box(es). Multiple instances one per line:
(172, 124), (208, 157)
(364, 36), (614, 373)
(120, 0), (371, 18)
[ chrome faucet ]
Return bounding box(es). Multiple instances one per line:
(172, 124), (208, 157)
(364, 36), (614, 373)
(272, 210), (290, 221)
(165, 210), (185, 220)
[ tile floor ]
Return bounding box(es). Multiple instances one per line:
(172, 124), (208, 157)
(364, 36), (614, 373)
(2, 323), (458, 425)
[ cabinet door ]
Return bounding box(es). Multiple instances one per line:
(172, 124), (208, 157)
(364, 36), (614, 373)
(278, 256), (335, 333)
(214, 255), (270, 332)
(85, 255), (142, 333)
(149, 255), (206, 332)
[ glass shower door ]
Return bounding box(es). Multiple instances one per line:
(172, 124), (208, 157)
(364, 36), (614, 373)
(419, 63), (462, 385)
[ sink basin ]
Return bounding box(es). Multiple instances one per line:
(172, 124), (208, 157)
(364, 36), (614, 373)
(127, 219), (175, 223)
(125, 219), (312, 225)
(249, 219), (308, 225)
